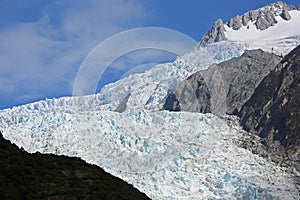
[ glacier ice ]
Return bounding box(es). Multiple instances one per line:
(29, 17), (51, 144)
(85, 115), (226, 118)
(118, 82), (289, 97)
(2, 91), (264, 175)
(0, 107), (299, 199)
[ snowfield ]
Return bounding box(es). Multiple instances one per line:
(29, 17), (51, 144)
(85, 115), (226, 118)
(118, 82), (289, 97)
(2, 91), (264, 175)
(225, 11), (300, 42)
(0, 108), (299, 199)
(224, 10), (300, 55)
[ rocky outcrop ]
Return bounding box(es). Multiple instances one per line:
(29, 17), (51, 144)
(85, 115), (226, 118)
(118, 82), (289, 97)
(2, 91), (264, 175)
(239, 45), (300, 172)
(198, 19), (227, 47)
(228, 15), (242, 30)
(281, 9), (291, 20)
(242, 10), (259, 26)
(115, 93), (131, 113)
(164, 72), (211, 113)
(255, 10), (278, 30)
(164, 50), (281, 115)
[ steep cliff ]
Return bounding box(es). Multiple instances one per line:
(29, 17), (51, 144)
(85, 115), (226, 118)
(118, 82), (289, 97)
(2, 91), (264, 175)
(239, 45), (300, 172)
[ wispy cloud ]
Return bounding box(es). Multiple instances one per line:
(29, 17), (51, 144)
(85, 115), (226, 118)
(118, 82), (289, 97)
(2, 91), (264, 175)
(0, 0), (147, 109)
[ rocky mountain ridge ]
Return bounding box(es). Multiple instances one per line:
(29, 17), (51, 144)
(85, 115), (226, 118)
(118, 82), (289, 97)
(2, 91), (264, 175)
(199, 1), (299, 46)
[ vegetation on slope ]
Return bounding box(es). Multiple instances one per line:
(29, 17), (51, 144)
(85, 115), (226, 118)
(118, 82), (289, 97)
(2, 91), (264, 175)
(0, 132), (150, 200)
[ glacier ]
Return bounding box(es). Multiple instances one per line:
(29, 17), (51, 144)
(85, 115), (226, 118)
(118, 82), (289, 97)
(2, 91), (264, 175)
(0, 108), (299, 199)
(1, 3), (300, 199)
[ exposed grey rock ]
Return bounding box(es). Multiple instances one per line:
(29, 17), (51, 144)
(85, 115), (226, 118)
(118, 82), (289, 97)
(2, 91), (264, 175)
(163, 50), (281, 115)
(239, 45), (300, 173)
(241, 10), (259, 26)
(164, 72), (211, 113)
(242, 13), (249, 26)
(281, 9), (291, 20)
(255, 14), (270, 30)
(265, 10), (277, 25)
(163, 93), (181, 111)
(215, 50), (280, 114)
(199, 19), (227, 46)
(249, 10), (259, 21)
(115, 93), (131, 113)
(242, 12), (250, 26)
(255, 11), (277, 30)
(271, 1), (296, 11)
(228, 15), (242, 30)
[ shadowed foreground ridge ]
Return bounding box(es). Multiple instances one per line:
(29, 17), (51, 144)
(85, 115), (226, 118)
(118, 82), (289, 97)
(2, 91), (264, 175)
(0, 132), (150, 200)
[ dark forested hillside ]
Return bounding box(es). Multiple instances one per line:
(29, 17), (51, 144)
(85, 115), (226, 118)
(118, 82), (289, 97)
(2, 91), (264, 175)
(0, 132), (150, 200)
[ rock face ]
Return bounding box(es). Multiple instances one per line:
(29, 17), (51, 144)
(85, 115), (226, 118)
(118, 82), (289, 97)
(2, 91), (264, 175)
(0, 132), (150, 200)
(228, 15), (242, 30)
(164, 50), (281, 115)
(163, 71), (212, 113)
(199, 1), (296, 46)
(198, 19), (227, 46)
(281, 9), (292, 20)
(239, 45), (300, 172)
(255, 10), (278, 30)
(242, 10), (259, 26)
(115, 93), (131, 113)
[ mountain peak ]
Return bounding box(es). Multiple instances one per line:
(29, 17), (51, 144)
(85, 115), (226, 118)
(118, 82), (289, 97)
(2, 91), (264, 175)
(198, 18), (227, 46)
(199, 1), (299, 46)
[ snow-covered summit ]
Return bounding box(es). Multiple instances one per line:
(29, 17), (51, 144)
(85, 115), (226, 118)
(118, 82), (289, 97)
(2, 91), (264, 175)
(225, 10), (300, 41)
(226, 1), (297, 31)
(198, 1), (300, 50)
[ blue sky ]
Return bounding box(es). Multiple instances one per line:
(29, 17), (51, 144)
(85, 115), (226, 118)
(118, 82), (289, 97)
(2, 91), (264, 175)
(0, 0), (299, 109)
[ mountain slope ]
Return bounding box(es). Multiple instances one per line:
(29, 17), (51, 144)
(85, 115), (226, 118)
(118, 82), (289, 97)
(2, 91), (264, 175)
(0, 132), (150, 200)
(239, 45), (300, 172)
(164, 49), (281, 115)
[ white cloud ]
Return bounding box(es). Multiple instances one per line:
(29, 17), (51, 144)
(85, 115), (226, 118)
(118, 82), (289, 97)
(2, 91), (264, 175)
(0, 0), (147, 108)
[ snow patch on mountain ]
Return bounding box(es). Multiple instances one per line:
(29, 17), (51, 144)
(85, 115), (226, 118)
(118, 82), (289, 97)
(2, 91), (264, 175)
(0, 109), (298, 199)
